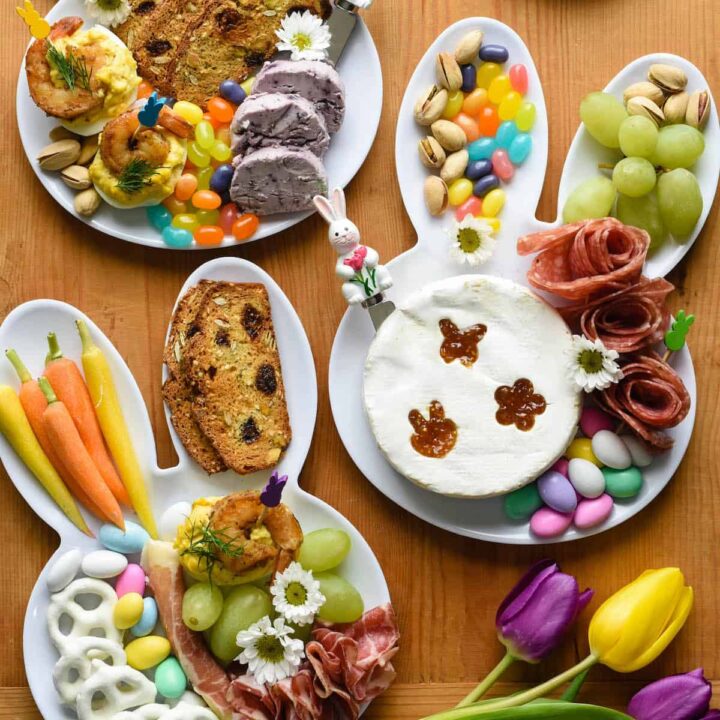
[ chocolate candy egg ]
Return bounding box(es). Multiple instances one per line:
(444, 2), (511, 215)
(621, 435), (653, 468)
(537, 470), (577, 513)
(580, 406), (615, 437)
(503, 483), (542, 521)
(574, 494), (614, 529)
(530, 507), (573, 538)
(592, 430), (632, 469)
(603, 466), (644, 498)
(568, 458), (605, 499)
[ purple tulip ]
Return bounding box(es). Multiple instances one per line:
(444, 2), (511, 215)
(495, 559), (593, 663)
(260, 471), (288, 508)
(628, 669), (713, 720)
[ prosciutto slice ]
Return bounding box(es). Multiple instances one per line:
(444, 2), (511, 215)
(517, 218), (650, 300)
(596, 351), (691, 450)
(560, 277), (673, 353)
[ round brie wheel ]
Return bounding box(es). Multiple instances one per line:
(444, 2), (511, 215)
(363, 275), (582, 498)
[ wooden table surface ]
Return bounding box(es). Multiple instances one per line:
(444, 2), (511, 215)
(2, 0), (719, 716)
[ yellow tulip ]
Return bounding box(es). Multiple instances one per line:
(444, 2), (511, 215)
(589, 568), (693, 672)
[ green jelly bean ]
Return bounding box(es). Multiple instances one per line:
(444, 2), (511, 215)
(504, 483), (542, 521)
(154, 656), (187, 699)
(602, 466), (643, 499)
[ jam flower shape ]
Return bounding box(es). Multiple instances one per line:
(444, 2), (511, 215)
(495, 378), (546, 431)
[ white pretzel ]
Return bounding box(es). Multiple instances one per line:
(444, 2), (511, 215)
(112, 703), (216, 720)
(112, 704), (170, 720)
(48, 578), (120, 654)
(52, 637), (126, 704)
(76, 660), (157, 720)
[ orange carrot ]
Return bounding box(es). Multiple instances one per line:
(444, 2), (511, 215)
(38, 377), (124, 530)
(43, 333), (131, 507)
(6, 350), (108, 522)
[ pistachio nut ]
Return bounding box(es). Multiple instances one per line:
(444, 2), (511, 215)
(424, 176), (449, 216)
(436, 52), (463, 92)
(662, 91), (689, 124)
(49, 126), (79, 142)
(74, 187), (102, 217)
(414, 85), (449, 126)
(77, 135), (99, 165)
(37, 139), (82, 171)
(431, 119), (467, 151)
(686, 90), (709, 129)
(440, 149), (469, 184)
(60, 165), (91, 191)
(418, 136), (446, 169)
(626, 96), (664, 126)
(648, 63), (687, 94)
(623, 81), (664, 108)
(455, 30), (483, 64)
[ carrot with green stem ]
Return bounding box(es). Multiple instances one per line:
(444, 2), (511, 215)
(44, 332), (131, 507)
(76, 320), (157, 538)
(38, 377), (125, 530)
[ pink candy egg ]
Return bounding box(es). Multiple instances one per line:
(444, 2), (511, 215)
(574, 494), (614, 530)
(552, 458), (569, 478)
(509, 64), (529, 94)
(115, 563), (146, 598)
(530, 507), (574, 538)
(491, 149), (514, 181)
(580, 406), (616, 438)
(455, 196), (483, 220)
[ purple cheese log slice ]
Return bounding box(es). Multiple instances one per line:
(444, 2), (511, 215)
(252, 59), (345, 134)
(231, 93), (330, 158)
(230, 147), (328, 216)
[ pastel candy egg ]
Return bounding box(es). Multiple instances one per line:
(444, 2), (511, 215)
(574, 494), (614, 529)
(603, 466), (643, 499)
(132, 597), (159, 637)
(568, 458), (606, 499)
(146, 205), (172, 231)
(591, 430), (632, 469)
(99, 520), (150, 555)
(580, 406), (615, 437)
(47, 549), (82, 592)
(503, 483), (542, 521)
(537, 470), (577, 513)
(159, 502), (192, 542)
(115, 563), (146, 597)
(495, 121), (518, 149)
(155, 656), (187, 699)
(508, 133), (532, 164)
(515, 101), (536, 132)
(126, 636), (171, 670)
(81, 550), (128, 579)
(509, 64), (529, 94)
(468, 138), (496, 162)
(530, 507), (573, 538)
(479, 44), (509, 64)
(620, 435), (653, 468)
(114, 592), (144, 629)
(552, 458), (569, 478)
(566, 438), (602, 467)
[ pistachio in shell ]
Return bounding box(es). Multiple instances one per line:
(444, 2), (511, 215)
(37, 139), (82, 171)
(414, 85), (449, 126)
(431, 119), (467, 151)
(436, 52), (463, 92)
(455, 30), (483, 64)
(60, 165), (91, 190)
(74, 187), (102, 217)
(627, 96), (664, 126)
(424, 176), (449, 216)
(648, 63), (688, 94)
(77, 135), (99, 165)
(623, 81), (664, 108)
(686, 90), (710, 129)
(440, 149), (469, 184)
(662, 92), (689, 124)
(418, 136), (446, 169)
(49, 126), (79, 142)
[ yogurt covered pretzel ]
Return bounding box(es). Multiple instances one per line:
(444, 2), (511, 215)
(113, 702), (218, 720)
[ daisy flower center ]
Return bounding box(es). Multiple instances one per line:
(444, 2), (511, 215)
(96, 0), (124, 9)
(291, 32), (313, 51)
(255, 634), (286, 664)
(578, 348), (604, 374)
(285, 581), (308, 606)
(458, 227), (481, 254)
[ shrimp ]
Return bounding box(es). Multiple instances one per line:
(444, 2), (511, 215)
(25, 17), (105, 119)
(208, 491), (303, 576)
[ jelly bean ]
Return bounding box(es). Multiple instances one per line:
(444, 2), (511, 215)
(240, 77), (254, 95)
(442, 90), (464, 120)
(216, 126), (232, 146)
(194, 225), (225, 246)
(466, 159), (493, 180)
(188, 142), (211, 167)
(467, 138), (496, 162)
(480, 44), (509, 63)
(447, 178), (473, 206)
(574, 494), (614, 530)
(460, 64), (476, 93)
(509, 133), (532, 164)
(196, 209), (220, 226)
(476, 62), (502, 90)
(194, 120), (215, 150)
(114, 592), (144, 630)
(530, 507), (573, 538)
(137, 81), (154, 99)
(162, 226), (193, 248)
(455, 196), (482, 220)
(116, 563), (146, 597)
(132, 596), (158, 637)
(552, 458), (570, 478)
(481, 188), (505, 217)
(498, 90), (522, 121)
(172, 213), (200, 232)
(462, 88), (488, 117)
(196, 166), (213, 191)
(173, 100), (203, 125)
(620, 435), (652, 468)
(81, 550), (127, 579)
(163, 195), (187, 216)
(480, 216), (501, 232)
(210, 140), (232, 162)
(192, 190), (222, 210)
(473, 174), (499, 198)
(491, 149), (514, 181)
(219, 79), (247, 106)
(591, 430), (632, 469)
(602, 466), (643, 499)
(515, 101), (536, 132)
(232, 213), (260, 241)
(146, 204), (172, 231)
(495, 120), (518, 149)
(155, 656), (187, 699)
(538, 470), (577, 513)
(568, 458), (606, 499)
(580, 406), (615, 437)
(126, 636), (171, 671)
(201, 112), (222, 131)
(477, 105), (499, 136)
(509, 64), (529, 94)
(219, 203), (240, 235)
(174, 174), (198, 202)
(488, 75), (512, 105)
(453, 113), (480, 143)
(99, 521), (149, 555)
(503, 483), (542, 521)
(207, 97), (234, 123)
(210, 164), (234, 193)
(47, 549), (81, 592)
(566, 438), (602, 466)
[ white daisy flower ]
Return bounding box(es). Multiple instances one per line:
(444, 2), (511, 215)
(235, 616), (305, 685)
(84, 0), (131, 27)
(275, 11), (331, 61)
(270, 561), (325, 626)
(569, 335), (623, 392)
(448, 215), (496, 266)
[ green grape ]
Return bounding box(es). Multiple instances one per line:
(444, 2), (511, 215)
(618, 116), (658, 158)
(182, 582), (224, 631)
(651, 124), (705, 169)
(297, 529), (351, 573)
(615, 192), (667, 251)
(612, 157), (657, 197)
(579, 92), (627, 148)
(288, 621), (312, 643)
(657, 169), (703, 239)
(316, 572), (364, 623)
(562, 176), (616, 223)
(209, 586), (272, 663)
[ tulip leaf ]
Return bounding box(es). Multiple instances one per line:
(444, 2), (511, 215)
(428, 701), (633, 720)
(560, 668), (592, 702)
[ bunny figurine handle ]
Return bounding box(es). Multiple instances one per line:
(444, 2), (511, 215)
(313, 188), (395, 331)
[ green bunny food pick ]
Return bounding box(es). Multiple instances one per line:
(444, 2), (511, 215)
(665, 310), (695, 353)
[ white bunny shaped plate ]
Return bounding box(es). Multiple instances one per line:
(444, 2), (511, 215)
(328, 18), (700, 544)
(0, 257), (391, 719)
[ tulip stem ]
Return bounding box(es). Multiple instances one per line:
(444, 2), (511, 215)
(456, 652), (515, 707)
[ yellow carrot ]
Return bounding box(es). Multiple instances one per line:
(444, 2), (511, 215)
(76, 320), (158, 538)
(0, 384), (92, 536)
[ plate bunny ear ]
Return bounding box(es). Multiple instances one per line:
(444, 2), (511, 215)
(331, 187), (347, 219)
(313, 194), (336, 224)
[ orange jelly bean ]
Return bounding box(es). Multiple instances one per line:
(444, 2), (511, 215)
(232, 214), (260, 241)
(194, 225), (225, 246)
(192, 190), (222, 210)
(163, 196), (187, 215)
(463, 88), (488, 117)
(175, 173), (198, 202)
(478, 105), (500, 136)
(207, 97), (234, 124)
(215, 126), (232, 146)
(202, 112), (223, 131)
(137, 81), (154, 99)
(454, 113), (480, 142)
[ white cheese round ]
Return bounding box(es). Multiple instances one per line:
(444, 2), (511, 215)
(363, 275), (582, 498)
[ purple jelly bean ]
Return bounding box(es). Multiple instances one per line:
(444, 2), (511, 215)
(473, 174), (500, 197)
(460, 64), (476, 93)
(466, 159), (493, 180)
(491, 149), (514, 181)
(479, 44), (509, 63)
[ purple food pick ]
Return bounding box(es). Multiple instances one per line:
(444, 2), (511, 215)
(138, 91), (168, 127)
(628, 668), (715, 720)
(260, 470), (288, 508)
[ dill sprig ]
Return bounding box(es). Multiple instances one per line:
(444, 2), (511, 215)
(116, 159), (164, 195)
(45, 41), (93, 92)
(180, 520), (244, 583)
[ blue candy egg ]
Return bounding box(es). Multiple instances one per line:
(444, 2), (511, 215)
(131, 596), (158, 637)
(219, 80), (246, 106)
(537, 470), (578, 514)
(99, 521), (150, 555)
(210, 164), (234, 193)
(467, 137), (496, 161)
(146, 205), (172, 231)
(473, 174), (500, 197)
(509, 133), (533, 164)
(495, 121), (518, 149)
(479, 44), (509, 63)
(465, 159), (493, 181)
(162, 226), (193, 248)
